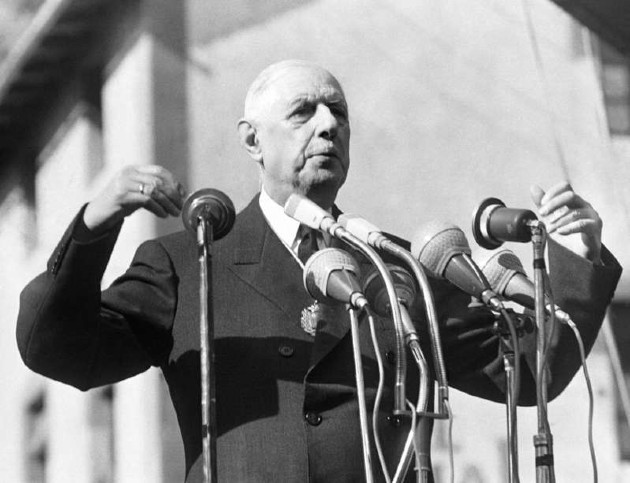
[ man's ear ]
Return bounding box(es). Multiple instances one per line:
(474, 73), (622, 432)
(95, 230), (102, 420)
(238, 119), (263, 164)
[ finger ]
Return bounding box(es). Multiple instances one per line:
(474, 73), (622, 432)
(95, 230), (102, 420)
(138, 178), (181, 217)
(545, 207), (584, 231)
(538, 190), (580, 216)
(144, 198), (170, 218)
(124, 192), (169, 218)
(160, 181), (186, 211)
(554, 218), (599, 236)
(149, 186), (181, 217)
(137, 166), (186, 209)
(546, 205), (571, 224)
(530, 184), (545, 208)
(136, 165), (167, 175)
(175, 183), (187, 208)
(540, 180), (573, 205)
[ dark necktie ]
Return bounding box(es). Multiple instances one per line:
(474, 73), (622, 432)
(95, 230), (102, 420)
(297, 226), (319, 265)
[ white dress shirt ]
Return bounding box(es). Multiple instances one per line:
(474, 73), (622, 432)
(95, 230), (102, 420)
(258, 189), (329, 261)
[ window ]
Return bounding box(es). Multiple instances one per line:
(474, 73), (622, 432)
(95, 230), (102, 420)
(24, 389), (47, 483)
(600, 42), (630, 136)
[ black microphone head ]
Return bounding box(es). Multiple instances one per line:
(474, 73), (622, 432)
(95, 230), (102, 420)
(303, 248), (362, 305)
(472, 197), (537, 250)
(411, 221), (471, 278)
(362, 264), (417, 317)
(182, 188), (235, 240)
(480, 249), (525, 296)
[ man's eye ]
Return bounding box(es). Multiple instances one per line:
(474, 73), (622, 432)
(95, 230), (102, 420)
(331, 106), (348, 120)
(291, 105), (315, 118)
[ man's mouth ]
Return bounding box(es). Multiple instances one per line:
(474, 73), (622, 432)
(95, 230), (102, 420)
(308, 148), (338, 160)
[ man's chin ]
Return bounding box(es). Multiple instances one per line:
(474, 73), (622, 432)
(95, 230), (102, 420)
(298, 175), (345, 207)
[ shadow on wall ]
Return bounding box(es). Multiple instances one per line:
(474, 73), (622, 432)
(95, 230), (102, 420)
(189, 0), (314, 44)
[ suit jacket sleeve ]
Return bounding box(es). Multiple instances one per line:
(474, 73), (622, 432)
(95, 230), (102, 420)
(434, 239), (621, 405)
(16, 208), (176, 390)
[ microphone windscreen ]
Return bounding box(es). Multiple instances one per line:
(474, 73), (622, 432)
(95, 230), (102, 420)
(481, 250), (525, 296)
(411, 222), (471, 278)
(303, 248), (362, 304)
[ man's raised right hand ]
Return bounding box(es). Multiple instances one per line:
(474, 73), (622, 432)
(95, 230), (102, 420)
(83, 165), (186, 235)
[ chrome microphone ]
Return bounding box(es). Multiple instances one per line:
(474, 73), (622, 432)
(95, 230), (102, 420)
(182, 188), (235, 240)
(287, 196), (409, 415)
(284, 194), (343, 238)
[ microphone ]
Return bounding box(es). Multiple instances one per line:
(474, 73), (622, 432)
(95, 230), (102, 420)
(303, 248), (369, 310)
(472, 197), (538, 250)
(481, 249), (571, 324)
(362, 264), (416, 315)
(287, 194), (409, 414)
(411, 221), (503, 310)
(284, 193), (345, 238)
(182, 188), (235, 240)
(337, 214), (390, 249)
(338, 213), (451, 401)
(362, 264), (419, 343)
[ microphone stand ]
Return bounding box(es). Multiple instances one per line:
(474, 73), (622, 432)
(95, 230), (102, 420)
(197, 215), (217, 483)
(530, 221), (555, 483)
(348, 306), (375, 483)
(335, 231), (408, 416)
(503, 336), (520, 483)
(373, 240), (449, 415)
(392, 335), (431, 483)
(457, 252), (526, 482)
(494, 309), (530, 483)
(371, 243), (448, 483)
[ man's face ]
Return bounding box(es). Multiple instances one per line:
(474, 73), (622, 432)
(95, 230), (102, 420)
(253, 65), (350, 207)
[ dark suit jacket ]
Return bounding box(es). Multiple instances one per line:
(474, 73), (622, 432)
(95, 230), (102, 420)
(16, 194), (621, 482)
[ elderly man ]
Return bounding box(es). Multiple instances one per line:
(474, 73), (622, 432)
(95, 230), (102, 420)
(17, 60), (621, 482)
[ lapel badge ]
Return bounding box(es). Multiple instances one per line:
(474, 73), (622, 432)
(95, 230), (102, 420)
(300, 301), (322, 337)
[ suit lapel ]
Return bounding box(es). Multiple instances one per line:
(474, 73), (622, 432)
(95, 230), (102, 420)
(222, 196), (308, 320)
(219, 195), (352, 370)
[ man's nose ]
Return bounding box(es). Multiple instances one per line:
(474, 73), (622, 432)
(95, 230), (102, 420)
(314, 104), (338, 139)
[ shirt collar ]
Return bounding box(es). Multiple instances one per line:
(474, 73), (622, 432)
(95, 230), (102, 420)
(259, 188), (302, 249)
(259, 188), (335, 252)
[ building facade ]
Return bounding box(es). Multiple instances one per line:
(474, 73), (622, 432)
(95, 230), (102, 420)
(1, 0), (629, 481)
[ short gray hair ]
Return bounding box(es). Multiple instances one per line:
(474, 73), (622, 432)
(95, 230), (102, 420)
(242, 60), (342, 122)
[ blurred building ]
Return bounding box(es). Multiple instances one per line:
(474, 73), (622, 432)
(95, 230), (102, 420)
(1, 0), (629, 481)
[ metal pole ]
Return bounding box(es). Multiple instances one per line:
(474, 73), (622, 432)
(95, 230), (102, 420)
(348, 307), (374, 483)
(197, 215), (217, 483)
(531, 223), (555, 483)
(504, 350), (519, 483)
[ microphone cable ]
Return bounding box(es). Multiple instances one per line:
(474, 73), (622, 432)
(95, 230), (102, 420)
(499, 306), (522, 483)
(444, 398), (455, 483)
(378, 241), (450, 416)
(563, 315), (598, 483)
(466, 252), (522, 483)
(364, 305), (391, 483)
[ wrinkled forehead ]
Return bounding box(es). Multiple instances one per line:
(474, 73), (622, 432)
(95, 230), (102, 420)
(244, 62), (346, 118)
